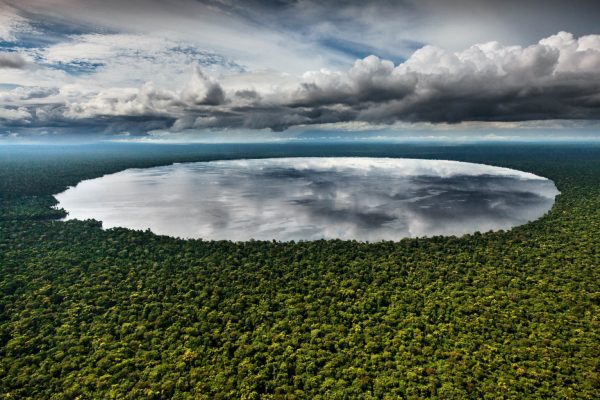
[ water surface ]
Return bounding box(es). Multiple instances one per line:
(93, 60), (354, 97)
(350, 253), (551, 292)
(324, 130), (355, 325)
(55, 157), (559, 241)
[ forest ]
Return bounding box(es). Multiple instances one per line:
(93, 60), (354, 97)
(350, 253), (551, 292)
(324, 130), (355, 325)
(0, 143), (599, 399)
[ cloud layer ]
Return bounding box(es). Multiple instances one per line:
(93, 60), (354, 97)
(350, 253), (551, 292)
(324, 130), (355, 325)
(1, 0), (600, 138)
(7, 31), (600, 134)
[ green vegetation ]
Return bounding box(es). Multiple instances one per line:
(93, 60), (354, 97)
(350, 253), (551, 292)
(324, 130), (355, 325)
(1, 143), (599, 399)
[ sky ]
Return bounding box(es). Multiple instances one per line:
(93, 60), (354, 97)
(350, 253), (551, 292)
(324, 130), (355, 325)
(1, 0), (600, 142)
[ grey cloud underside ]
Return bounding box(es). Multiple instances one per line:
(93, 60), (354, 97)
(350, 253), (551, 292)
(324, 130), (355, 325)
(0, 52), (26, 68)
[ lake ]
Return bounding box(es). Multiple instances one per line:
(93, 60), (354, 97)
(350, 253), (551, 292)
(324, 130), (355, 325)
(54, 157), (559, 241)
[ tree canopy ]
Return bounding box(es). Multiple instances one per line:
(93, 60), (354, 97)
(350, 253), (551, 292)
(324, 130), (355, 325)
(1, 143), (599, 399)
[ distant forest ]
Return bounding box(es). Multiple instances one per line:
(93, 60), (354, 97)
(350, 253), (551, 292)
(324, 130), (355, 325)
(1, 143), (599, 399)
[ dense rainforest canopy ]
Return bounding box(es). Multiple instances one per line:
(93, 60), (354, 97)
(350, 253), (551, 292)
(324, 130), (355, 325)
(0, 143), (599, 399)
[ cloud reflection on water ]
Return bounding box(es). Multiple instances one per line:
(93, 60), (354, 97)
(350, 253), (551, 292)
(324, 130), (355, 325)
(55, 158), (559, 241)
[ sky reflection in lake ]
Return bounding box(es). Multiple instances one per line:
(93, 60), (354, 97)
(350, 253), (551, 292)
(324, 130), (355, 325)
(55, 158), (559, 241)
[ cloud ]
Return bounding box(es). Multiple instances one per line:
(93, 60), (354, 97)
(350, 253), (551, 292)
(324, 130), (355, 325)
(4, 0), (600, 78)
(0, 86), (58, 102)
(0, 4), (34, 41)
(0, 106), (31, 121)
(63, 65), (225, 120)
(3, 31), (600, 135)
(287, 32), (600, 126)
(0, 53), (27, 69)
(181, 66), (225, 106)
(3, 0), (351, 74)
(40, 33), (244, 81)
(160, 31), (600, 131)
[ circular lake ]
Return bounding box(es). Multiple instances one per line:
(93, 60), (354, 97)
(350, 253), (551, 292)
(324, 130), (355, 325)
(54, 157), (559, 241)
